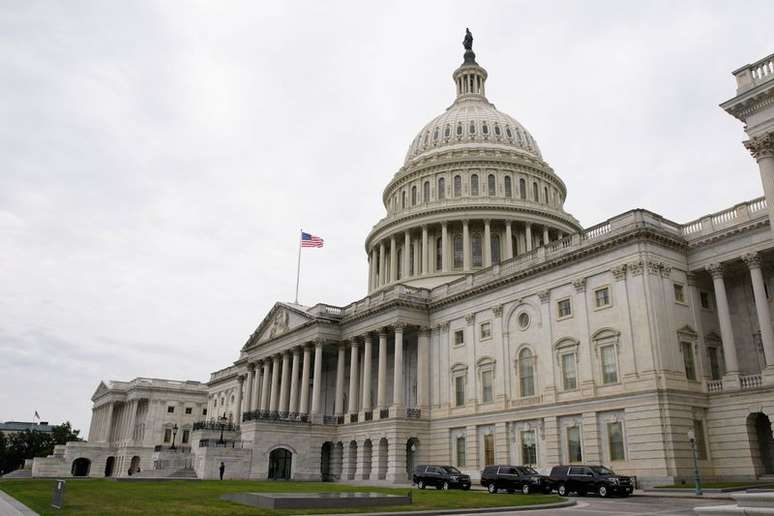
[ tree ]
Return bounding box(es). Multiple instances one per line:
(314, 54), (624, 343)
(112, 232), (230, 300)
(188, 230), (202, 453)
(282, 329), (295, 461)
(0, 422), (81, 474)
(52, 422), (80, 445)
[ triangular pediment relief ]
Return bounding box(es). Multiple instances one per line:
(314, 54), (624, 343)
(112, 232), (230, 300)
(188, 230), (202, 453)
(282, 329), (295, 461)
(91, 381), (110, 401)
(246, 302), (314, 348)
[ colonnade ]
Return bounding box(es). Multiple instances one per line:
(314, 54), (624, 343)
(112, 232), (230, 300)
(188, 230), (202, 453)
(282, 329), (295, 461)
(368, 219), (565, 291)
(234, 325), (430, 423)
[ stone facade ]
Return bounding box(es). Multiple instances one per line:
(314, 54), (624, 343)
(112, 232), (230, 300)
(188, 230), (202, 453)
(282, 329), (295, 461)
(37, 43), (774, 486)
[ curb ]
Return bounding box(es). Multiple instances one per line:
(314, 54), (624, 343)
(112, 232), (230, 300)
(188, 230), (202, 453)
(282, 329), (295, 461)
(0, 490), (39, 516)
(638, 491), (734, 500)
(311, 499), (576, 516)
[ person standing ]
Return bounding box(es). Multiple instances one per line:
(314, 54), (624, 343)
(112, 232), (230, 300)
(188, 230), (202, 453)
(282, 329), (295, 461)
(219, 461), (225, 480)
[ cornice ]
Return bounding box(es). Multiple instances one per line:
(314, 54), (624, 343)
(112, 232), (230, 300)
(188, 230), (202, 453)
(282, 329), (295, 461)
(684, 218), (769, 249)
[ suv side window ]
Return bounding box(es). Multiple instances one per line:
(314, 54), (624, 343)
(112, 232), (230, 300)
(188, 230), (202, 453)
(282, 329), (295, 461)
(583, 467), (594, 476)
(568, 467), (584, 475)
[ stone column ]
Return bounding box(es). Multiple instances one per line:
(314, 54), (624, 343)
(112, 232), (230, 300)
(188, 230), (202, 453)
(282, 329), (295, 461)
(335, 343), (347, 416)
(348, 340), (360, 414)
(377, 330), (388, 411)
(234, 375), (244, 422)
(707, 263), (740, 378)
(462, 220), (471, 271)
(260, 361), (271, 411)
(362, 335), (373, 412)
(441, 222), (448, 272)
(251, 362), (262, 411)
(484, 219), (492, 267)
(389, 236), (397, 283)
(505, 221), (513, 260)
(403, 231), (411, 278)
(392, 324), (405, 412)
(278, 352), (291, 415)
(311, 340), (324, 417)
(525, 223), (533, 252)
(244, 365), (255, 416)
(379, 241), (386, 287)
(417, 326), (430, 411)
(744, 133), (774, 240)
(421, 225), (429, 275)
(743, 253), (774, 376)
(299, 345), (312, 415)
(543, 226), (550, 246)
(368, 250), (373, 291)
(288, 347), (302, 416)
(269, 355), (281, 413)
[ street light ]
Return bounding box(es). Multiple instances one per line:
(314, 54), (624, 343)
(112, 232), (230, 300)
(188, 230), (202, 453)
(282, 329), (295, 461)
(687, 429), (703, 496)
(170, 424), (179, 451)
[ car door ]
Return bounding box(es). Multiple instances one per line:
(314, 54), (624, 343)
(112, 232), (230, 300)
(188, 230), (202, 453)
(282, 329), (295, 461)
(428, 466), (441, 487)
(501, 467), (519, 490)
(567, 466), (583, 493)
(583, 467), (596, 492)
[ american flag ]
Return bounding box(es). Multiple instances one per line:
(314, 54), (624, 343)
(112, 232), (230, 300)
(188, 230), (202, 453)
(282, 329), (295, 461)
(301, 232), (324, 248)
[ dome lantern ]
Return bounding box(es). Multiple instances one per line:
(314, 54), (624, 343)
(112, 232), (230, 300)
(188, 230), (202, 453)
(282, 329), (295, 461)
(453, 28), (488, 100)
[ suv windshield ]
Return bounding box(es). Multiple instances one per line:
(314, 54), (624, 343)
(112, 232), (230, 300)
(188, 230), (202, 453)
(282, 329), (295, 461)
(442, 466), (461, 475)
(590, 466), (615, 475)
(519, 467), (538, 475)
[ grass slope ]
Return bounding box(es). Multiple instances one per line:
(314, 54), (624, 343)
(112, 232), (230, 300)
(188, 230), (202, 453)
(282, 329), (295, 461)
(0, 479), (561, 516)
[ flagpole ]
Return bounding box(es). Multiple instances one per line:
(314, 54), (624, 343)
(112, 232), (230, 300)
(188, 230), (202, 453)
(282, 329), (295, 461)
(294, 228), (302, 304)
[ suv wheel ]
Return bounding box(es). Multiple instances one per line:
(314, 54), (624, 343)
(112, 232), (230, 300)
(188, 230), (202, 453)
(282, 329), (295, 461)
(521, 484), (530, 495)
(598, 485), (608, 498)
(487, 483), (497, 494)
(557, 483), (567, 496)
(417, 480), (425, 490)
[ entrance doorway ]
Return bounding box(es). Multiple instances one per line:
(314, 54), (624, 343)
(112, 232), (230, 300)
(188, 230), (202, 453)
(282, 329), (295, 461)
(406, 438), (419, 478)
(104, 456), (115, 477)
(268, 448), (292, 480)
(129, 456), (141, 476)
(750, 413), (774, 475)
(71, 458), (91, 477)
(320, 442), (333, 481)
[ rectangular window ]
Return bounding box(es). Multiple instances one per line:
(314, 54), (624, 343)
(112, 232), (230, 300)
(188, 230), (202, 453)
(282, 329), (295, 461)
(167, 406), (174, 413)
(681, 342), (696, 380)
(455, 376), (465, 407)
(708, 347), (721, 380)
(456, 436), (466, 466)
(454, 329), (464, 346)
(521, 430), (537, 465)
(481, 370), (493, 402)
(202, 408), (208, 416)
(607, 421), (625, 461)
(567, 426), (583, 463)
(561, 353), (577, 390)
(557, 298), (572, 318)
(601, 345), (618, 384)
(480, 322), (491, 339)
(182, 429), (190, 444)
(185, 407), (192, 415)
(700, 291), (711, 309)
(594, 287), (610, 308)
(163, 428), (172, 443)
(693, 419), (708, 460)
(483, 433), (495, 466)
(674, 283), (685, 303)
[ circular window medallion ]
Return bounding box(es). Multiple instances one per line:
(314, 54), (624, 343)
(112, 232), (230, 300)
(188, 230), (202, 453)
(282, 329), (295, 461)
(518, 312), (530, 330)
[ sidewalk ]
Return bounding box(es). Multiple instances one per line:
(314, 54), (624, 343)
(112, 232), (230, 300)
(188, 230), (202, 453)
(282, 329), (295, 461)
(0, 491), (37, 516)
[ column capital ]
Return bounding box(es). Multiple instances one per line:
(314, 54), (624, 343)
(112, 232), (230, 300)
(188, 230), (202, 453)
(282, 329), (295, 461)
(417, 325), (431, 336)
(483, 218), (491, 225)
(493, 304), (504, 318)
(742, 252), (763, 269)
(706, 262), (725, 279)
(441, 221), (448, 228)
(393, 322), (408, 332)
(313, 337), (325, 347)
(744, 132), (774, 161)
(436, 320), (450, 332)
(538, 289), (551, 304)
(464, 313), (475, 325)
(247, 362), (256, 371)
(378, 328), (389, 337)
(292, 346), (302, 355)
(573, 278), (586, 293)
(611, 264), (627, 281)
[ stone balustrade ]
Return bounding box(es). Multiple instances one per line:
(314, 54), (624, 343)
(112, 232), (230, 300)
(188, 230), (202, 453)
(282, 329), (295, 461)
(732, 52), (774, 94)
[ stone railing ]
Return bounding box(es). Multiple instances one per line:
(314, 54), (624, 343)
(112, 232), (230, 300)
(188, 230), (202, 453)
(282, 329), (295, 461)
(308, 303), (344, 319)
(242, 410), (309, 424)
(706, 380), (723, 393)
(740, 374), (763, 390)
(733, 53), (774, 93)
(680, 197), (767, 240)
(198, 439), (246, 448)
(192, 420), (240, 432)
(209, 365), (240, 383)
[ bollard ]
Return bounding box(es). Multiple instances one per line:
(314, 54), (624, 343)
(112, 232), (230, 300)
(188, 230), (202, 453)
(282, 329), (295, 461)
(51, 479), (66, 509)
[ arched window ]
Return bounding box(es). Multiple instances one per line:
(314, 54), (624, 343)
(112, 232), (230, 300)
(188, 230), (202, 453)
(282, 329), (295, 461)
(469, 121), (476, 135)
(506, 127), (513, 139)
(454, 175), (462, 197)
(471, 174), (479, 196)
(401, 191), (406, 209)
(504, 176), (512, 198)
(544, 186), (548, 204)
(436, 237), (442, 270)
(423, 181), (430, 203)
(519, 178), (526, 200)
(488, 174), (496, 196)
(396, 248), (403, 280)
(438, 177), (446, 200)
(532, 182), (539, 201)
(411, 185), (417, 206)
(456, 122), (463, 136)
(519, 348), (535, 397)
(444, 125), (451, 138)
(494, 124), (501, 136)
(491, 235), (501, 264)
(482, 122), (489, 135)
(433, 127), (439, 141)
(453, 234), (463, 269)
(472, 233), (482, 267)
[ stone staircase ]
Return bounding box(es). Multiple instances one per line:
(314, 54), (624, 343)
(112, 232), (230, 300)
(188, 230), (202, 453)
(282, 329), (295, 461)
(0, 469), (32, 479)
(119, 468), (198, 481)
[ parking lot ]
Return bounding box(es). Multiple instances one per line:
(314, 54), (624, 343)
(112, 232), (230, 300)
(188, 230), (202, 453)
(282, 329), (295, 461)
(475, 495), (726, 516)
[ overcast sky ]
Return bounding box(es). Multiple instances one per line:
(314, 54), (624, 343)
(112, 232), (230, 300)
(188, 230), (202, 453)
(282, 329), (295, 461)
(1, 1), (772, 434)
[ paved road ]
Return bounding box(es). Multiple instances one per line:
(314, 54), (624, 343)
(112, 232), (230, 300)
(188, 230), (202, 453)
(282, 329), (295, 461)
(469, 495), (726, 516)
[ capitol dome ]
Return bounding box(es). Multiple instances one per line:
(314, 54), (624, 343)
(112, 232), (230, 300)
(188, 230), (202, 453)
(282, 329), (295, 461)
(365, 31), (581, 293)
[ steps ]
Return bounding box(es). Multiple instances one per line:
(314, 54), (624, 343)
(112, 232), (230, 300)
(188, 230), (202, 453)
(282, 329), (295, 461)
(118, 467), (198, 481)
(0, 469), (32, 479)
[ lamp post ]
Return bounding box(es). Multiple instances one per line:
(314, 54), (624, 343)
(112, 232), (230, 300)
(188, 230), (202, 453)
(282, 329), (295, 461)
(170, 424), (179, 450)
(218, 415), (227, 445)
(687, 429), (703, 496)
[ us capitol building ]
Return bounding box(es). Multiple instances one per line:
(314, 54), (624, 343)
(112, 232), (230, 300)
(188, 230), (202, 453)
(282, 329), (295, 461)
(32, 34), (774, 487)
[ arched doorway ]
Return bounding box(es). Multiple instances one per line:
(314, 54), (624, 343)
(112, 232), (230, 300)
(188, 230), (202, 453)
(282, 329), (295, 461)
(378, 438), (388, 480)
(71, 458), (91, 477)
(348, 441), (358, 480)
(320, 442), (333, 481)
(129, 456), (141, 476)
(406, 438), (419, 479)
(104, 456), (115, 477)
(749, 413), (774, 475)
(268, 448), (292, 480)
(361, 440), (373, 480)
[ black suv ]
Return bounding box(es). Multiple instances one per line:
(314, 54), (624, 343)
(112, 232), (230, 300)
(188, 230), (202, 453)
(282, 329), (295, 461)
(480, 465), (553, 494)
(549, 465), (633, 497)
(413, 465), (471, 490)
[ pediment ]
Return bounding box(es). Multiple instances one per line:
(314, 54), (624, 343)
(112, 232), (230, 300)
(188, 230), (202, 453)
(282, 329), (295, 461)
(91, 381), (110, 401)
(246, 302), (313, 348)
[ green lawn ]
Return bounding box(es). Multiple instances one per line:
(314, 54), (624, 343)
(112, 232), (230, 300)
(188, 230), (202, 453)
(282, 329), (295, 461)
(654, 481), (774, 489)
(0, 479), (562, 515)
